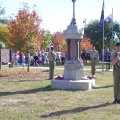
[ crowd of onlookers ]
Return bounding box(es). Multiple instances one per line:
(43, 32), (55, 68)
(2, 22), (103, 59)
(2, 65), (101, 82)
(81, 48), (114, 68)
(12, 51), (48, 66)
(11, 48), (113, 68)
(12, 50), (66, 66)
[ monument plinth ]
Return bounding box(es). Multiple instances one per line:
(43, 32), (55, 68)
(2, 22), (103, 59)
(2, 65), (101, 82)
(51, 0), (95, 90)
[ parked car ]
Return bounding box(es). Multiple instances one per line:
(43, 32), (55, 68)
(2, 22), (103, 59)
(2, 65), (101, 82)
(43, 52), (49, 64)
(56, 52), (61, 63)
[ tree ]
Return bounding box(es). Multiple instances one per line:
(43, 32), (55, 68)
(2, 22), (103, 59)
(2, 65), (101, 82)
(0, 5), (6, 70)
(0, 23), (8, 46)
(6, 3), (43, 71)
(80, 38), (93, 50)
(85, 20), (118, 51)
(52, 31), (66, 52)
(0, 23), (8, 70)
(0, 6), (8, 46)
(41, 30), (52, 50)
(6, 3), (43, 53)
(114, 23), (120, 41)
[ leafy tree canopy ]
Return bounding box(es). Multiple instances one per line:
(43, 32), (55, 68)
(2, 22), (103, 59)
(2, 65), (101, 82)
(85, 20), (120, 51)
(6, 3), (43, 53)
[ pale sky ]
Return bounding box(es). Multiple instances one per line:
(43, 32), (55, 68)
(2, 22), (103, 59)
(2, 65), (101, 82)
(0, 0), (120, 33)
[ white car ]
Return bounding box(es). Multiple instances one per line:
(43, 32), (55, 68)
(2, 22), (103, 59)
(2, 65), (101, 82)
(56, 52), (61, 62)
(43, 52), (49, 64)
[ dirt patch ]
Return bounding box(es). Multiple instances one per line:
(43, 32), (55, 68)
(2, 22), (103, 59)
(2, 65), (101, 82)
(3, 98), (23, 103)
(0, 69), (63, 81)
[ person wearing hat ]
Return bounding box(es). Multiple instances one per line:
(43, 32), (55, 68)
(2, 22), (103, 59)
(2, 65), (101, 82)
(111, 42), (120, 104)
(47, 47), (56, 79)
(88, 46), (99, 77)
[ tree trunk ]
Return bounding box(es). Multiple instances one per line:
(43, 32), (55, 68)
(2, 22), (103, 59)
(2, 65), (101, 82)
(0, 49), (1, 70)
(9, 49), (13, 67)
(27, 52), (30, 72)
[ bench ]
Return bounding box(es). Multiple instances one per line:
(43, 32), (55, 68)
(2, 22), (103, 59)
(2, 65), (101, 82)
(99, 61), (111, 70)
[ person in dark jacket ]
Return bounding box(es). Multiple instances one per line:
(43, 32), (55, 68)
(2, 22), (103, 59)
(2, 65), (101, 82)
(104, 48), (111, 70)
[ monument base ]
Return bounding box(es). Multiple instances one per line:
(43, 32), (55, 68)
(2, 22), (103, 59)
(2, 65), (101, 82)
(64, 59), (84, 80)
(64, 69), (83, 80)
(51, 79), (95, 91)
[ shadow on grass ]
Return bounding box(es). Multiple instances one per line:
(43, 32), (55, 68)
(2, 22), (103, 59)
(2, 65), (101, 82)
(0, 85), (54, 96)
(8, 79), (49, 83)
(93, 85), (113, 89)
(40, 103), (112, 118)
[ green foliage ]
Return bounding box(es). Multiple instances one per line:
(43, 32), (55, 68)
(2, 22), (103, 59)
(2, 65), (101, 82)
(114, 23), (120, 40)
(41, 30), (52, 49)
(85, 20), (120, 51)
(0, 44), (2, 48)
(0, 23), (8, 48)
(6, 3), (43, 53)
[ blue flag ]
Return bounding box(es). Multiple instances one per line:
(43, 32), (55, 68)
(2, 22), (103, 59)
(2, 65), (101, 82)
(97, 14), (112, 29)
(99, 0), (104, 28)
(104, 14), (112, 23)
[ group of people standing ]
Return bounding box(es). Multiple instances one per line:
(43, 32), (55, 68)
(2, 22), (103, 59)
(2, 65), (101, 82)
(13, 51), (46, 66)
(81, 47), (113, 70)
(81, 43), (120, 104)
(99, 48), (112, 70)
(35, 44), (120, 104)
(32, 50), (45, 66)
(12, 43), (120, 104)
(47, 45), (112, 79)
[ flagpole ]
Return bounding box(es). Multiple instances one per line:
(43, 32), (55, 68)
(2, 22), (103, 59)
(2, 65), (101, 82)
(102, 0), (104, 72)
(102, 17), (104, 72)
(112, 8), (114, 48)
(83, 18), (86, 38)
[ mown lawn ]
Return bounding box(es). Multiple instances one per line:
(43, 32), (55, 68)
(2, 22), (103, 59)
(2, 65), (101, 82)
(0, 67), (119, 120)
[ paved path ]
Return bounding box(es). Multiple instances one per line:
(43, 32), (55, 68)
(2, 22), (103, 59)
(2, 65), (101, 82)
(1, 64), (113, 72)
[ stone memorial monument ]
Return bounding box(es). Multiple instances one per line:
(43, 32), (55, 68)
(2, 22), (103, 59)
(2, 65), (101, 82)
(63, 0), (83, 80)
(51, 0), (95, 90)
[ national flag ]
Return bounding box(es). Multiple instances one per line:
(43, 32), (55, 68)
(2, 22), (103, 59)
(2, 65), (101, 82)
(99, 0), (104, 28)
(97, 14), (112, 30)
(104, 14), (112, 23)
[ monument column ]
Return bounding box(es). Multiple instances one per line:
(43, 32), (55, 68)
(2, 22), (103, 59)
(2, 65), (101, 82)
(75, 39), (80, 60)
(66, 39), (71, 60)
(72, 0), (76, 19)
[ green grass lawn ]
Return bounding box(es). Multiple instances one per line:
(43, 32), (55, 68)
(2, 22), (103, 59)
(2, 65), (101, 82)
(0, 68), (119, 120)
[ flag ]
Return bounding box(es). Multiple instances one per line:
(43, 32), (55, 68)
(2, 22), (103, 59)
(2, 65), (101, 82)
(97, 14), (112, 30)
(104, 14), (112, 23)
(99, 0), (104, 28)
